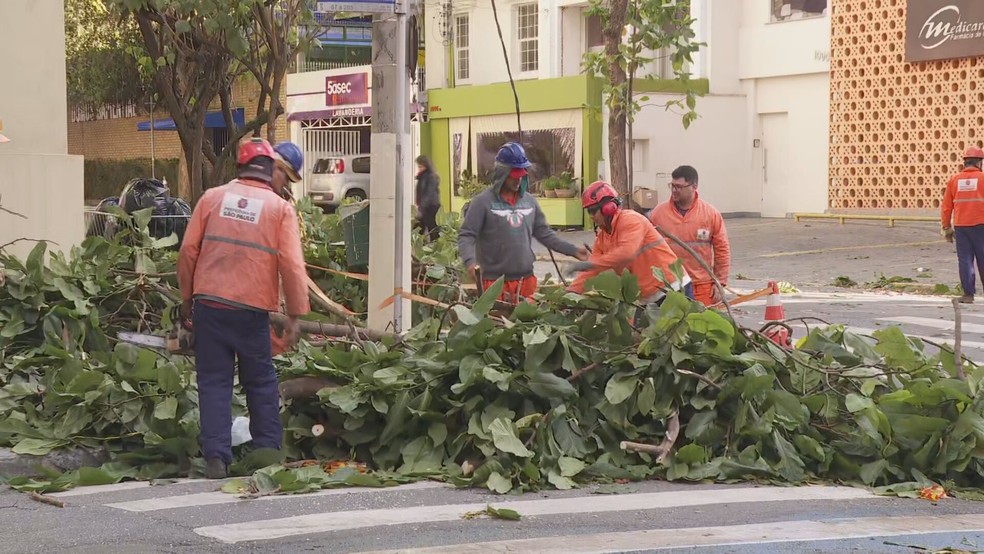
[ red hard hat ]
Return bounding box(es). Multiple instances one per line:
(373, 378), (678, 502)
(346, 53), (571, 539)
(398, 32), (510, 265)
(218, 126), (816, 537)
(964, 146), (984, 159)
(582, 181), (618, 209)
(238, 137), (275, 165)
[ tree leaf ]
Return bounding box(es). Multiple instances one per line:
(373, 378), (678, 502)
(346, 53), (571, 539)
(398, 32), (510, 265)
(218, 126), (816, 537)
(488, 418), (533, 458)
(486, 471), (513, 494)
(605, 375), (637, 405)
(153, 397), (177, 420)
(527, 372), (576, 399)
(11, 438), (66, 456)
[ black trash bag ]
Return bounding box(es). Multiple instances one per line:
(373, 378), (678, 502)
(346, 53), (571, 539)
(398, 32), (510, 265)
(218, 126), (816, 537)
(161, 197), (192, 244)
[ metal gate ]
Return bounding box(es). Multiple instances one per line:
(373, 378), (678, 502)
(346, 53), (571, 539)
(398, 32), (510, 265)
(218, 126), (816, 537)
(301, 129), (361, 184)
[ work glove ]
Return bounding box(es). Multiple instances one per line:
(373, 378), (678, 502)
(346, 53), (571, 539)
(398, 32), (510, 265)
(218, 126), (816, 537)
(944, 227), (955, 243)
(565, 261), (595, 278)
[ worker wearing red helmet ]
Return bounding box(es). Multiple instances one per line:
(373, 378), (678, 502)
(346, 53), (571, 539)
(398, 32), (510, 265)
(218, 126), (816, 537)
(178, 137), (310, 479)
(942, 145), (984, 303)
(648, 165), (730, 306)
(570, 181), (693, 310)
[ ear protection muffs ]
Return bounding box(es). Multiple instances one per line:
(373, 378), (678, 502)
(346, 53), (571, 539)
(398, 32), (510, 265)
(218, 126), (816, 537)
(600, 197), (620, 218)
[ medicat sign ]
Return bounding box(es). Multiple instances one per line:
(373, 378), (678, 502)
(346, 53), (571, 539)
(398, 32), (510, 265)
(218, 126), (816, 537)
(325, 73), (369, 107)
(906, 0), (984, 62)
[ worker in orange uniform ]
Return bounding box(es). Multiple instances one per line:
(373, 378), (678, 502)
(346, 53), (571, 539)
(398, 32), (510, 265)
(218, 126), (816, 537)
(648, 165), (730, 306)
(178, 138), (310, 479)
(942, 146), (984, 304)
(570, 181), (693, 317)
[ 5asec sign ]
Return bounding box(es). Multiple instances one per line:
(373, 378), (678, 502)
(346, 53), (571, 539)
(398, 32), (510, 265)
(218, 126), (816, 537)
(325, 73), (369, 107)
(316, 0), (395, 14)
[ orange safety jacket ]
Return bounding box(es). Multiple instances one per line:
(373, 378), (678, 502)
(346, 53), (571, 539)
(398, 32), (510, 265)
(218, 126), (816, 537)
(178, 178), (310, 317)
(648, 194), (731, 287)
(570, 209), (686, 300)
(942, 167), (984, 228)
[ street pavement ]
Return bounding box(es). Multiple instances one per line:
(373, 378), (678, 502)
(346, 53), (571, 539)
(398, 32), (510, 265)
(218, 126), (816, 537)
(2, 476), (984, 553)
(3, 217), (984, 553)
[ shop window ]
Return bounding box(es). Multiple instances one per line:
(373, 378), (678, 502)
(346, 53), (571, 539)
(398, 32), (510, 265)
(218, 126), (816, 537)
(476, 128), (576, 194)
(585, 12), (603, 51)
(770, 0), (827, 23)
(455, 14), (470, 82)
(516, 3), (539, 73)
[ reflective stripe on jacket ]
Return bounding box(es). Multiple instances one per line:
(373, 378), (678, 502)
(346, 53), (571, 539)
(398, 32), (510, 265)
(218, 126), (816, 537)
(570, 209), (686, 300)
(648, 195), (731, 286)
(942, 167), (984, 228)
(178, 179), (310, 317)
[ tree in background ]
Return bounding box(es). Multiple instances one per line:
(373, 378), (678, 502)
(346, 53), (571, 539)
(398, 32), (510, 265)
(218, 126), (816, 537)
(65, 0), (148, 114)
(90, 0), (322, 202)
(582, 0), (703, 199)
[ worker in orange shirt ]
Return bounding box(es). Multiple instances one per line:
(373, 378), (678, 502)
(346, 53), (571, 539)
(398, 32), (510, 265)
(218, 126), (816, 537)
(570, 181), (693, 316)
(178, 138), (310, 479)
(942, 146), (984, 304)
(649, 165), (730, 306)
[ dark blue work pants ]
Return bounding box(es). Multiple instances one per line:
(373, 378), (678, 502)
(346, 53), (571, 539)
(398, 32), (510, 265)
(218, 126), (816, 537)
(955, 225), (984, 297)
(193, 302), (282, 465)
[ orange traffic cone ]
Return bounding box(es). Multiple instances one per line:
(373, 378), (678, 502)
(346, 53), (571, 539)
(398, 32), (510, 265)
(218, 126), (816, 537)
(763, 281), (791, 348)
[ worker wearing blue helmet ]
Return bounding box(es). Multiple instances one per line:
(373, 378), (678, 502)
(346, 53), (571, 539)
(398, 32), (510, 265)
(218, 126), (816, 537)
(458, 141), (589, 304)
(273, 141), (303, 201)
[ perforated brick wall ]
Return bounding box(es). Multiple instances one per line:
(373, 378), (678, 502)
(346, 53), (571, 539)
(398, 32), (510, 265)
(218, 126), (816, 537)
(829, 0), (984, 211)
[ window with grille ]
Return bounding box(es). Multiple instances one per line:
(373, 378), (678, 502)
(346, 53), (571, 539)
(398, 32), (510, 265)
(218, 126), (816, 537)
(770, 0), (827, 23)
(454, 14), (470, 81)
(516, 3), (539, 73)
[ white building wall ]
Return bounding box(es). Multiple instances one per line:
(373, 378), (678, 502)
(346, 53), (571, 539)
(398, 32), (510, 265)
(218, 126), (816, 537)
(0, 0), (84, 259)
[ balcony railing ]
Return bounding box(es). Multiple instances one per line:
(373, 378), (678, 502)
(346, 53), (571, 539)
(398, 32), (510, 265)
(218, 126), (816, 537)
(290, 59), (366, 73)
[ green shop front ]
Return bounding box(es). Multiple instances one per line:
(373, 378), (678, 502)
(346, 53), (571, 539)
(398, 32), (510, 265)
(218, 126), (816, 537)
(422, 75), (602, 228)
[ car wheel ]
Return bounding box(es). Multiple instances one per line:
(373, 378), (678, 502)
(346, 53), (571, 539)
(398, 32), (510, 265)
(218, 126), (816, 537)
(346, 190), (367, 202)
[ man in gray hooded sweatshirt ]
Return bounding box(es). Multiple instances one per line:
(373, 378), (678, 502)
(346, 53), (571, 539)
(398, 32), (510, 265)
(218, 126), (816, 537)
(459, 142), (589, 304)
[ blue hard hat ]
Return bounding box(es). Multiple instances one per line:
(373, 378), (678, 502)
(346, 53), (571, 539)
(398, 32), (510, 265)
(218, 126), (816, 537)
(274, 141), (304, 182)
(495, 142), (532, 169)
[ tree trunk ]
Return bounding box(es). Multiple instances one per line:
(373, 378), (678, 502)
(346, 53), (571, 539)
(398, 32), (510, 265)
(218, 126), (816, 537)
(603, 0), (630, 195)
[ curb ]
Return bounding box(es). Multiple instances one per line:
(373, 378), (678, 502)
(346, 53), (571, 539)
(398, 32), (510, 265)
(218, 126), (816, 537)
(0, 446), (109, 478)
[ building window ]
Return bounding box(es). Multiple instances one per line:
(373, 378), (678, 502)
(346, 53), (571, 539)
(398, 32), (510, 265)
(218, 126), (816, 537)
(517, 3), (539, 73)
(454, 14), (470, 81)
(585, 13), (603, 51)
(770, 0), (827, 23)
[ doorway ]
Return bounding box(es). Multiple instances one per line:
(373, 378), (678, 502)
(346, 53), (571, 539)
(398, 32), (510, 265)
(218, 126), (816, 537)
(761, 113), (790, 218)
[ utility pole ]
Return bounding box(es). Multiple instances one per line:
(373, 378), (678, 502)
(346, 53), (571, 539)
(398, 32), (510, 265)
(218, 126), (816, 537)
(366, 3), (413, 332)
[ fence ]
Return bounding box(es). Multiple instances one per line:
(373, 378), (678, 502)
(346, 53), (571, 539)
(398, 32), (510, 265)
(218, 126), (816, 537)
(290, 59), (364, 74)
(84, 208), (191, 242)
(301, 129), (362, 184)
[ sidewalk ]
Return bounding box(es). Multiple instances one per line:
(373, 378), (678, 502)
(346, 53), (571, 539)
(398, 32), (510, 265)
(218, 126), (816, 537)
(534, 217), (956, 294)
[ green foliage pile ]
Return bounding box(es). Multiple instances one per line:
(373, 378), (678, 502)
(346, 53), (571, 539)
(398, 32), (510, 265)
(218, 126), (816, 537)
(2, 208), (984, 499)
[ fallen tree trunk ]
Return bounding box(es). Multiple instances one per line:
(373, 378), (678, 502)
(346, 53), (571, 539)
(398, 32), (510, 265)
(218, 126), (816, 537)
(279, 376), (343, 401)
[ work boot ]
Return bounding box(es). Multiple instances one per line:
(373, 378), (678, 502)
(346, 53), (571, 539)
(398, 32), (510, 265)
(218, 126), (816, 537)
(959, 294), (975, 304)
(205, 458), (228, 479)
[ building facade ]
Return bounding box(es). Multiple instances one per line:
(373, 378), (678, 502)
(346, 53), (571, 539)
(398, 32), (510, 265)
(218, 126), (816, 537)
(829, 0), (984, 214)
(422, 0), (833, 221)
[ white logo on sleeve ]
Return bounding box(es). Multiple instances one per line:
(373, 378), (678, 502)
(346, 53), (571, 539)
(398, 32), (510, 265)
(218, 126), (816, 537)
(220, 194), (265, 224)
(958, 178), (979, 192)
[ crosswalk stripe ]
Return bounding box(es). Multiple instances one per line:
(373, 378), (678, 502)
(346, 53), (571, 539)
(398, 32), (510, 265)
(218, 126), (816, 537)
(356, 513), (984, 554)
(879, 315), (984, 334)
(193, 485), (877, 544)
(49, 478), (209, 498)
(105, 480), (448, 512)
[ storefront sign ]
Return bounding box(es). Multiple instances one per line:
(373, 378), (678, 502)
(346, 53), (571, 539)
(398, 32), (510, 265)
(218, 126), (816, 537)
(325, 73), (369, 107)
(316, 0), (394, 14)
(906, 1), (984, 62)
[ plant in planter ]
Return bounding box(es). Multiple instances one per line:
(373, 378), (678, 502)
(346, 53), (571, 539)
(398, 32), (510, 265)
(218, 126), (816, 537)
(457, 170), (487, 200)
(542, 177), (559, 198)
(554, 171), (579, 199)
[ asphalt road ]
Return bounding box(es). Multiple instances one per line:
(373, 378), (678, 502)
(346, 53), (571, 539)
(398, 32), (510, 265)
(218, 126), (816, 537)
(2, 477), (983, 553)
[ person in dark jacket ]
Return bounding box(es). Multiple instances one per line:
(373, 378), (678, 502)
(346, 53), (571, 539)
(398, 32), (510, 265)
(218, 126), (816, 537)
(458, 142), (589, 304)
(415, 155), (441, 241)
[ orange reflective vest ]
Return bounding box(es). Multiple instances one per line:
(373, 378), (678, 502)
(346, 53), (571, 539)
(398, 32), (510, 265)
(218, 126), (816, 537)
(942, 167), (984, 228)
(570, 209), (687, 300)
(178, 179), (310, 317)
(648, 195), (731, 287)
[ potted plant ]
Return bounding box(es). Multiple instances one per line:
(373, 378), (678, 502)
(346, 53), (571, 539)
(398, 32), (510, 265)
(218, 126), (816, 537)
(542, 177), (558, 198)
(554, 172), (578, 199)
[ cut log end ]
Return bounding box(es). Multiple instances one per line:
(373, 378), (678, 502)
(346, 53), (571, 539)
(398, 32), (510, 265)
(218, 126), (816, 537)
(311, 424), (326, 437)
